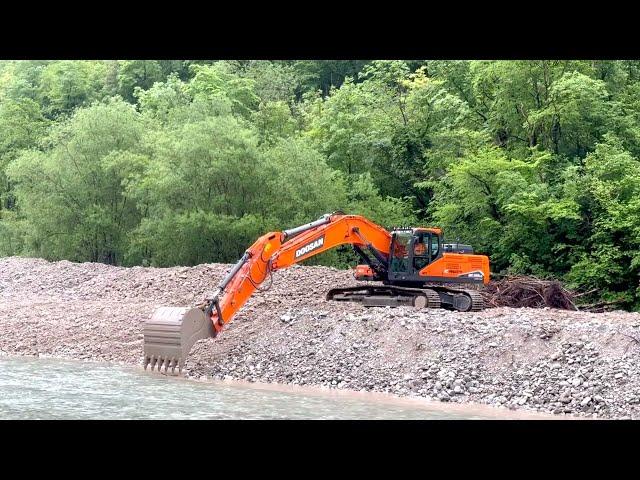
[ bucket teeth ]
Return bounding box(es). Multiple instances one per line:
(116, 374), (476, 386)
(155, 356), (172, 374)
(143, 306), (214, 376)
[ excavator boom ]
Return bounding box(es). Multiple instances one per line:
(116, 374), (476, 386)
(142, 213), (489, 374)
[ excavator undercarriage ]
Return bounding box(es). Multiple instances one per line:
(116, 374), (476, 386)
(326, 285), (484, 311)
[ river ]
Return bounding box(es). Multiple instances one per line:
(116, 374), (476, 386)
(0, 356), (552, 419)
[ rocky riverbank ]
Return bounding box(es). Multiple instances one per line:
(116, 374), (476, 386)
(2, 256), (640, 418)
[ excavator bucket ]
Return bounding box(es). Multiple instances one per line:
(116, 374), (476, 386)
(143, 306), (215, 375)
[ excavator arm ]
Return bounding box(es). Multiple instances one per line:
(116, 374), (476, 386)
(143, 213), (393, 374)
(208, 213), (391, 334)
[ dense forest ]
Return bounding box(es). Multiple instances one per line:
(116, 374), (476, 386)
(1, 60), (639, 309)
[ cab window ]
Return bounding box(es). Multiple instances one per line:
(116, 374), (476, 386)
(431, 234), (440, 260)
(391, 232), (411, 273)
(413, 233), (429, 270)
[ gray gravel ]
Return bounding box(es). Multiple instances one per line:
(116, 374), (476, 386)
(2, 256), (640, 418)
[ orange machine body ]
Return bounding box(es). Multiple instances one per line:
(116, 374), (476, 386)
(418, 253), (490, 284)
(354, 254), (489, 284)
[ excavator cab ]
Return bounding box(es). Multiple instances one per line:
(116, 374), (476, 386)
(389, 230), (411, 274)
(341, 225), (486, 311)
(388, 229), (441, 282)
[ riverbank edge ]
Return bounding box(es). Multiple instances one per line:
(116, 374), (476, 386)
(0, 351), (566, 420)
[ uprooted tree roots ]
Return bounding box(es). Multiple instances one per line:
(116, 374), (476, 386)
(481, 276), (579, 310)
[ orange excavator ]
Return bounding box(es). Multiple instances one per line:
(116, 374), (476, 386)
(143, 212), (490, 374)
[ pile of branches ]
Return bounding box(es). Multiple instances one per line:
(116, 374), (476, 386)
(481, 275), (578, 310)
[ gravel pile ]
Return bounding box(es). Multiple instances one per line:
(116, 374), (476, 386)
(2, 256), (640, 418)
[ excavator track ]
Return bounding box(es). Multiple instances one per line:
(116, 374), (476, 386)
(327, 285), (442, 309)
(423, 285), (485, 312)
(467, 289), (485, 311)
(423, 289), (442, 309)
(327, 285), (484, 312)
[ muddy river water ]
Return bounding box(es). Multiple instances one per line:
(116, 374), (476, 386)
(0, 356), (556, 419)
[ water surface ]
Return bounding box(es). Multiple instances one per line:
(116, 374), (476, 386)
(0, 356), (546, 420)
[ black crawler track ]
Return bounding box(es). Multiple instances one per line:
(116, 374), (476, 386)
(326, 285), (484, 312)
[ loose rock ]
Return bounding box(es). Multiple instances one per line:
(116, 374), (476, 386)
(1, 256), (640, 419)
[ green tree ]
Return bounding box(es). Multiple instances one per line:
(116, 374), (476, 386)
(529, 71), (611, 156)
(260, 137), (347, 224)
(294, 60), (370, 96)
(6, 99), (145, 263)
(565, 135), (640, 307)
(117, 60), (164, 102)
(38, 60), (108, 117)
(430, 147), (581, 274)
(251, 101), (298, 145)
(224, 61), (301, 104)
(0, 97), (49, 212)
(125, 112), (269, 265)
(188, 63), (260, 118)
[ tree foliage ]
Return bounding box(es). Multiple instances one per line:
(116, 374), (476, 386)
(7, 99), (144, 263)
(2, 60), (640, 309)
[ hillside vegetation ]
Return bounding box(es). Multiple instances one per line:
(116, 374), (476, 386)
(1, 60), (640, 309)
